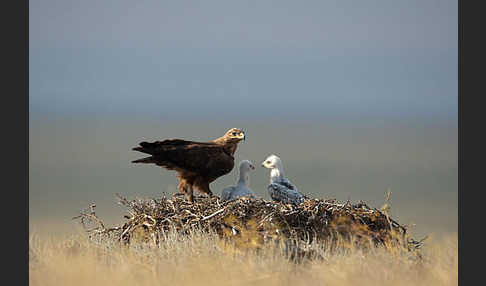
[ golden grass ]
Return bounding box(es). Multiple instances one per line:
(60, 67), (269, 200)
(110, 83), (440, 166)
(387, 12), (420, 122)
(29, 230), (457, 286)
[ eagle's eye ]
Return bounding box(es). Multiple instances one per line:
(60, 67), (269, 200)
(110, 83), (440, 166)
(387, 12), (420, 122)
(231, 132), (237, 136)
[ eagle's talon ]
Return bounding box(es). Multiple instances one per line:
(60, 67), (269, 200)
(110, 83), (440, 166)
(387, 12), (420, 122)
(185, 193), (194, 203)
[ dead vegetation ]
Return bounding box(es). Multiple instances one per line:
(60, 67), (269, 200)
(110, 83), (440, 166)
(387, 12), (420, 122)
(29, 230), (457, 286)
(73, 193), (425, 261)
(29, 194), (456, 286)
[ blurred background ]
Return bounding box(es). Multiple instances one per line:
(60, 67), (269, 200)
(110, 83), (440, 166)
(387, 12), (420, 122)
(29, 0), (457, 239)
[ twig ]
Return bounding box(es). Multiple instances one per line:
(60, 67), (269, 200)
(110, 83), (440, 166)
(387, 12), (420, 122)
(202, 208), (226, 221)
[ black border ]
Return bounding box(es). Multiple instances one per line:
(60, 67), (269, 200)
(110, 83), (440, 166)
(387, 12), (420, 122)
(3, 0), (28, 285)
(459, 0), (485, 285)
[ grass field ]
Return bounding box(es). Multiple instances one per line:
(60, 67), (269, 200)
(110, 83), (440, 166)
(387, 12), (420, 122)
(29, 229), (457, 286)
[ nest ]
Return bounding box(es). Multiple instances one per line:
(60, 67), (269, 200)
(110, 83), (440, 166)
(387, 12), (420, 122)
(74, 193), (424, 257)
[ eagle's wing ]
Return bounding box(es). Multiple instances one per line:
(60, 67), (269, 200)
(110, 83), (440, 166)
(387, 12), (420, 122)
(133, 139), (234, 178)
(278, 178), (299, 192)
(267, 182), (304, 205)
(221, 186), (235, 201)
(232, 187), (257, 200)
(222, 186), (257, 201)
(133, 139), (213, 154)
(280, 178), (310, 199)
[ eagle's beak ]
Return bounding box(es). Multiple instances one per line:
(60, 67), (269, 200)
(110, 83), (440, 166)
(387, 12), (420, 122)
(238, 131), (245, 141)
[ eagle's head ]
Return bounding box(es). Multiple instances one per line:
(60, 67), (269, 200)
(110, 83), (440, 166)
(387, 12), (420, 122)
(223, 128), (246, 143)
(239, 160), (255, 173)
(261, 154), (281, 169)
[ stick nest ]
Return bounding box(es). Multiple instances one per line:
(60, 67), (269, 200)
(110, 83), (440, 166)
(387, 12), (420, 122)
(74, 194), (424, 257)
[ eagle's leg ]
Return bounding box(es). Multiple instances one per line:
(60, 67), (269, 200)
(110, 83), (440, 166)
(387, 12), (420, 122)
(177, 179), (187, 194)
(193, 177), (214, 198)
(177, 179), (194, 203)
(185, 185), (194, 203)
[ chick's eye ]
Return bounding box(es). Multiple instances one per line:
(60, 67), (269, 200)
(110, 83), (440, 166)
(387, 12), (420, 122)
(266, 161), (270, 164)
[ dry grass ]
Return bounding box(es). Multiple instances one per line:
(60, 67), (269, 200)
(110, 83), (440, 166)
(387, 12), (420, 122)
(29, 229), (457, 286)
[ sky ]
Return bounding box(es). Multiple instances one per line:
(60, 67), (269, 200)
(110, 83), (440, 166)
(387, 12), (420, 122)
(29, 0), (457, 120)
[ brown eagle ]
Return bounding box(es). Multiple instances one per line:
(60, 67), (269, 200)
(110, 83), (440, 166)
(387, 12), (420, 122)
(132, 128), (246, 202)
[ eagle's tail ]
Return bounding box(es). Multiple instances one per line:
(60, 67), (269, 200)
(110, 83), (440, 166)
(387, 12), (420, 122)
(132, 156), (155, 164)
(132, 141), (161, 154)
(132, 141), (175, 167)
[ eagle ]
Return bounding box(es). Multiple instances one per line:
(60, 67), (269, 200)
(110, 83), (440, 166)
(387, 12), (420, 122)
(132, 128), (246, 202)
(261, 154), (305, 205)
(221, 160), (257, 201)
